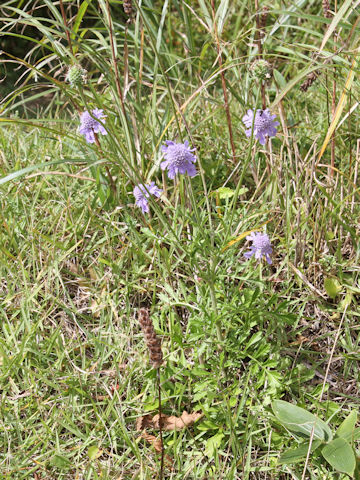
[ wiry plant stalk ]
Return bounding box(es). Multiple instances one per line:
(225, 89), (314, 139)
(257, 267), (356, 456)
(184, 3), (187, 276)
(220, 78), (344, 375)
(59, 0), (74, 57)
(93, 132), (117, 195)
(138, 308), (164, 479)
(254, 0), (266, 109)
(330, 1), (337, 179)
(105, 0), (127, 118)
(210, 0), (237, 165)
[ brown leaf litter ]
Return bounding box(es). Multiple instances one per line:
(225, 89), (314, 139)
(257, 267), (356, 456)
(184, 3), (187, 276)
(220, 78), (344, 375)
(136, 410), (203, 432)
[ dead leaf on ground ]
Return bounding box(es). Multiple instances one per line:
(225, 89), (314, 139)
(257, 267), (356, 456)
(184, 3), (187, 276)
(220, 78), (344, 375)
(136, 411), (203, 432)
(140, 432), (173, 467)
(140, 432), (162, 452)
(136, 414), (155, 431)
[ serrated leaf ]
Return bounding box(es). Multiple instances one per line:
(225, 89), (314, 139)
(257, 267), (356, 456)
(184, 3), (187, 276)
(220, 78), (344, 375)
(279, 440), (321, 465)
(324, 277), (342, 299)
(215, 187), (235, 199)
(272, 400), (333, 442)
(336, 411), (358, 440)
(321, 438), (356, 476)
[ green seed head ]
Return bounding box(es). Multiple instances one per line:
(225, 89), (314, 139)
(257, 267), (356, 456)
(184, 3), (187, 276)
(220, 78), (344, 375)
(250, 60), (272, 81)
(66, 65), (87, 87)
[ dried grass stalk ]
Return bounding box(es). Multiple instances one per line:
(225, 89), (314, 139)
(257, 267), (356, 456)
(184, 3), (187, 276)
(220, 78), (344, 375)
(300, 71), (319, 92)
(322, 0), (332, 18)
(123, 0), (133, 16)
(138, 308), (163, 368)
(259, 6), (269, 32)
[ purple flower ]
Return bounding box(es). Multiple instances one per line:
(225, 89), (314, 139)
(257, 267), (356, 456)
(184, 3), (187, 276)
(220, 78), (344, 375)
(161, 140), (197, 179)
(244, 232), (273, 265)
(79, 108), (107, 143)
(133, 182), (162, 214)
(242, 109), (279, 145)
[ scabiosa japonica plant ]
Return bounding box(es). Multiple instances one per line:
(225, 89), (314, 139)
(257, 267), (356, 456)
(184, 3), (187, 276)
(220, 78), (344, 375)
(133, 182), (162, 214)
(79, 109), (107, 144)
(242, 109), (279, 145)
(161, 140), (197, 179)
(244, 232), (273, 265)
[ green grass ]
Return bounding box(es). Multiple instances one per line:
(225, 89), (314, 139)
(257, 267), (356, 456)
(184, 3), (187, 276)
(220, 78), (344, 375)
(1, 0), (360, 478)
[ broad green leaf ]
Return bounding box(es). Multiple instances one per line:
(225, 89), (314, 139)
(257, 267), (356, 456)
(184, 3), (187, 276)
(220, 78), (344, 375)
(324, 277), (342, 299)
(272, 400), (333, 442)
(50, 454), (71, 469)
(336, 411), (358, 440)
(205, 432), (224, 458)
(279, 440), (321, 465)
(72, 0), (93, 40)
(321, 438), (356, 476)
(339, 292), (353, 312)
(88, 445), (102, 460)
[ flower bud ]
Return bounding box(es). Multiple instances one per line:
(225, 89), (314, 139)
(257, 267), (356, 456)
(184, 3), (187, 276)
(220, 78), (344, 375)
(250, 59), (272, 81)
(66, 65), (87, 87)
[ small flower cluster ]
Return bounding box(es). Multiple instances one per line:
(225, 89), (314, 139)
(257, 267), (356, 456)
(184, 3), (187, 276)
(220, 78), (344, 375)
(244, 232), (273, 265)
(79, 109), (107, 144)
(242, 109), (279, 146)
(133, 140), (198, 214)
(133, 182), (162, 214)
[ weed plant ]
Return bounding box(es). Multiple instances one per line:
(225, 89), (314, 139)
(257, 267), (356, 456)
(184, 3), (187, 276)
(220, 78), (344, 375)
(0, 0), (360, 479)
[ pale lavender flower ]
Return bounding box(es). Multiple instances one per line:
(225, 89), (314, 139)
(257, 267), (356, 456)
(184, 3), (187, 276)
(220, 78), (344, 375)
(161, 140), (197, 179)
(242, 109), (279, 145)
(79, 108), (107, 143)
(133, 182), (162, 214)
(244, 231), (273, 265)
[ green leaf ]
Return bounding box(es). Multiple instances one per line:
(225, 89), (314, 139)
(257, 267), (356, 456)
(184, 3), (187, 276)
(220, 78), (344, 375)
(204, 432), (224, 458)
(272, 400), (333, 442)
(50, 454), (71, 469)
(324, 277), (342, 299)
(279, 440), (321, 465)
(336, 411), (358, 440)
(321, 438), (356, 476)
(339, 292), (353, 311)
(215, 187), (235, 199)
(0, 158), (87, 186)
(88, 445), (102, 460)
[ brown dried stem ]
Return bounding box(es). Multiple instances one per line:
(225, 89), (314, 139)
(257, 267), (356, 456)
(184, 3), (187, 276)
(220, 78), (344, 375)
(59, 0), (74, 58)
(138, 308), (163, 368)
(138, 308), (164, 478)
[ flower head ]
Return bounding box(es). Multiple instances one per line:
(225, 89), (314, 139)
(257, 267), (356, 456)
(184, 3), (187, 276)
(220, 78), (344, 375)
(161, 140), (197, 179)
(242, 109), (279, 145)
(250, 59), (272, 81)
(66, 65), (87, 87)
(133, 181), (162, 214)
(79, 108), (107, 144)
(244, 231), (273, 265)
